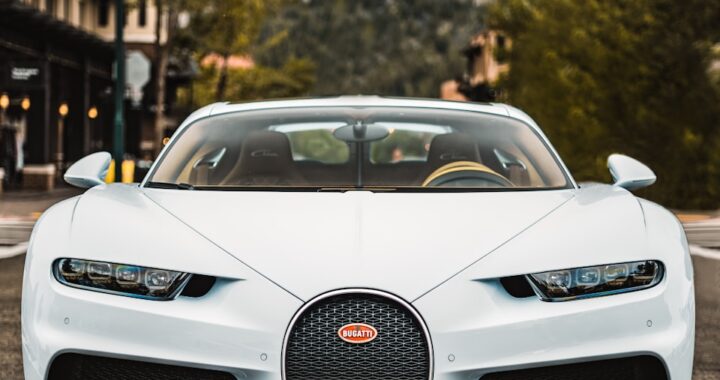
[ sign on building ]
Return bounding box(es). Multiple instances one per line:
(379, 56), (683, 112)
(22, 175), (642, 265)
(2, 61), (44, 88)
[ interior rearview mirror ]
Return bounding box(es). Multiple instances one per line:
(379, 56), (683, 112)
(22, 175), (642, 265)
(607, 153), (656, 190)
(64, 151), (112, 188)
(333, 122), (389, 142)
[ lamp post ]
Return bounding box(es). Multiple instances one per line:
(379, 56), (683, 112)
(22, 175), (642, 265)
(0, 93), (9, 124)
(113, 0), (125, 182)
(88, 106), (98, 149)
(57, 102), (69, 175)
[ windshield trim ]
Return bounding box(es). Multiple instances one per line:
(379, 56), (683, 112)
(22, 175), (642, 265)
(144, 184), (574, 193)
(141, 105), (577, 191)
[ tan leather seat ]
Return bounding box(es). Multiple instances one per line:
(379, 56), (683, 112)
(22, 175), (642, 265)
(426, 133), (480, 167)
(418, 133), (481, 183)
(507, 165), (530, 187)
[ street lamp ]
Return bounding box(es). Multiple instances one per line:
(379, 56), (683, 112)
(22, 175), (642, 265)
(88, 106), (98, 119)
(21, 96), (31, 111)
(0, 93), (9, 124)
(0, 93), (9, 110)
(57, 102), (69, 174)
(58, 102), (69, 118)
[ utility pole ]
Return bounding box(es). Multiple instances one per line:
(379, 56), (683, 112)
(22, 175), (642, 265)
(113, 0), (125, 182)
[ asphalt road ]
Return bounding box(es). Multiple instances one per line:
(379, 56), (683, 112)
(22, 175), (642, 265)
(0, 253), (23, 380)
(0, 250), (718, 379)
(693, 252), (720, 380)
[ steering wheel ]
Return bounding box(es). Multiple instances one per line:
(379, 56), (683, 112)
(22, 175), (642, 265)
(422, 161), (514, 188)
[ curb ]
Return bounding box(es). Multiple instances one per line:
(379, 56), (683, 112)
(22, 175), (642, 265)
(0, 241), (28, 260)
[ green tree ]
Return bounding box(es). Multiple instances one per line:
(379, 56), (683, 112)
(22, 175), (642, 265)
(490, 0), (720, 208)
(182, 0), (281, 100)
(173, 0), (316, 104)
(258, 0), (487, 97)
(191, 57), (316, 106)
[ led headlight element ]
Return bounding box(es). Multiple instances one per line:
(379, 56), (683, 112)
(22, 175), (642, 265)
(527, 260), (663, 301)
(54, 258), (190, 300)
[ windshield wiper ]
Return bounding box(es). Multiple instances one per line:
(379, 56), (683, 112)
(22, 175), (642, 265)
(318, 187), (397, 192)
(144, 183), (400, 192)
(145, 181), (195, 190)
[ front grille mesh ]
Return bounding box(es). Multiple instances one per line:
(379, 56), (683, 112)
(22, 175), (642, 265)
(285, 293), (431, 380)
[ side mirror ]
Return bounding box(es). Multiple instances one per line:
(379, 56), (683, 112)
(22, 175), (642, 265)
(64, 151), (112, 188)
(607, 153), (656, 190)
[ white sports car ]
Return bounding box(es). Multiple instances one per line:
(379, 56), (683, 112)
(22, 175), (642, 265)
(22, 97), (694, 380)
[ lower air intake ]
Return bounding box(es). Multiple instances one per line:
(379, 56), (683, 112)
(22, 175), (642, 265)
(48, 353), (235, 380)
(481, 355), (668, 380)
(284, 291), (432, 380)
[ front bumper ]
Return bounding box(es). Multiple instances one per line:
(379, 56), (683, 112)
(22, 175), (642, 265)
(22, 264), (300, 380)
(23, 251), (694, 380)
(414, 272), (694, 379)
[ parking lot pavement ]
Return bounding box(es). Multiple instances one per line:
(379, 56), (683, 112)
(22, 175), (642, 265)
(0, 254), (23, 380)
(0, 249), (717, 379)
(685, 219), (720, 248)
(0, 187), (81, 220)
(694, 251), (720, 380)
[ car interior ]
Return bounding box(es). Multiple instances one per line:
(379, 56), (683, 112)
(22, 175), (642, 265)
(148, 108), (568, 190)
(179, 129), (536, 188)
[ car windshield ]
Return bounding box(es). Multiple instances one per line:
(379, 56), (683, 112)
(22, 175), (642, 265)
(146, 106), (571, 191)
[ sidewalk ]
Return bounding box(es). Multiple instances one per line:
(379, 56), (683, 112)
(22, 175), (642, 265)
(0, 186), (82, 221)
(0, 187), (82, 247)
(674, 210), (720, 223)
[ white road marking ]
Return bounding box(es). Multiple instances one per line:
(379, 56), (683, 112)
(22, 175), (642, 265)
(690, 245), (720, 260)
(0, 241), (27, 259)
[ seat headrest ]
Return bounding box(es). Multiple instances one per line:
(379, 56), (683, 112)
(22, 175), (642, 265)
(236, 130), (295, 179)
(426, 133), (480, 169)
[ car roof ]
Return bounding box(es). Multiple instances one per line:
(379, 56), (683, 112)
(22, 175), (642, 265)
(179, 96), (541, 133)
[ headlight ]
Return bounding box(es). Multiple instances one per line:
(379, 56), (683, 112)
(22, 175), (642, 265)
(54, 258), (191, 300)
(526, 260), (664, 301)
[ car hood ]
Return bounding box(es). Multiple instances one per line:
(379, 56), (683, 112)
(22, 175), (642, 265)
(135, 188), (576, 301)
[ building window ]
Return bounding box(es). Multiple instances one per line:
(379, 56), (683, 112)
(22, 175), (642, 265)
(496, 35), (506, 49)
(79, 0), (85, 26)
(98, 0), (109, 26)
(138, 0), (147, 27)
(63, 0), (70, 20)
(495, 34), (508, 64)
(46, 0), (56, 16)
